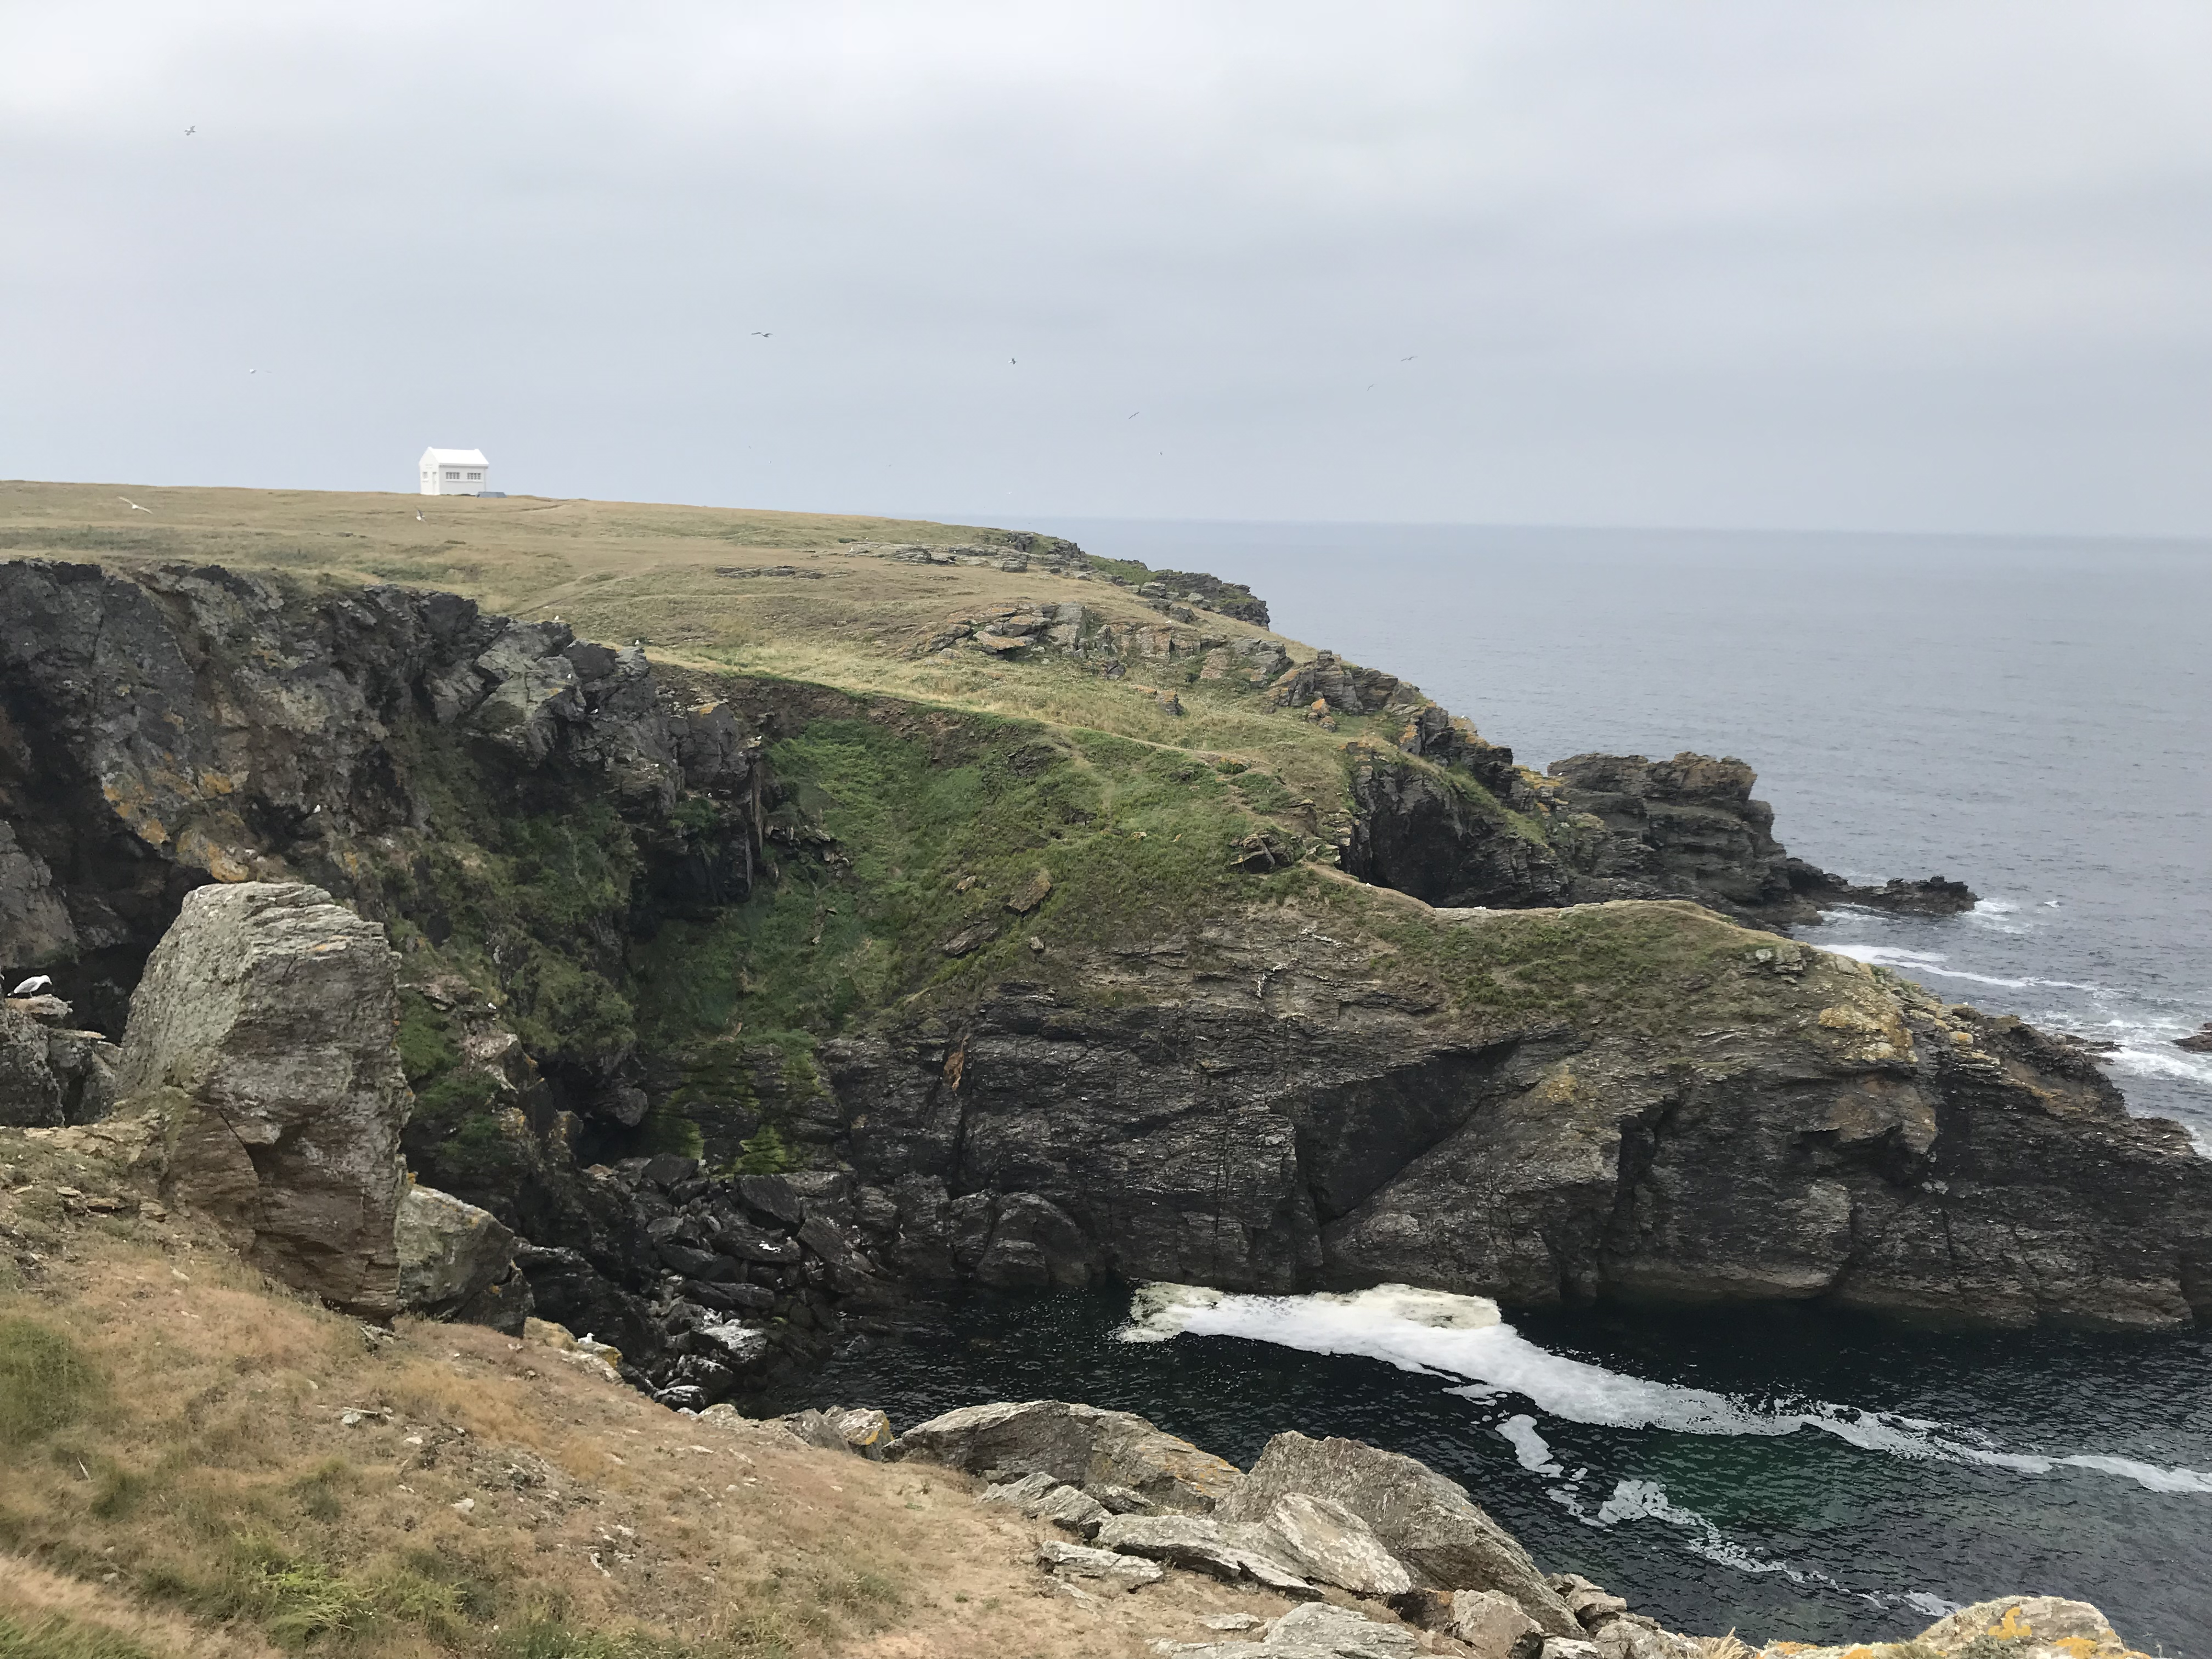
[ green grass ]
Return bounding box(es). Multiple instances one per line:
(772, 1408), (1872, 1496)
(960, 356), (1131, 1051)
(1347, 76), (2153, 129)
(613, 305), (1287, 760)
(0, 1318), (102, 1448)
(0, 1613), (157, 1659)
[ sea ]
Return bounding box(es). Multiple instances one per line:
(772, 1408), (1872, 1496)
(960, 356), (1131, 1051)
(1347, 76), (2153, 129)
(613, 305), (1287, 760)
(780, 522), (2212, 1651)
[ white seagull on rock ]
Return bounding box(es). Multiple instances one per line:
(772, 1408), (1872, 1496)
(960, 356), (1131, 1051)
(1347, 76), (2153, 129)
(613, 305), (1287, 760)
(10, 975), (54, 996)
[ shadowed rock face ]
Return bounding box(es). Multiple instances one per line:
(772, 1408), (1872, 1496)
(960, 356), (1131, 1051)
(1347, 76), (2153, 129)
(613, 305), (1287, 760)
(121, 881), (410, 1316)
(0, 558), (761, 1035)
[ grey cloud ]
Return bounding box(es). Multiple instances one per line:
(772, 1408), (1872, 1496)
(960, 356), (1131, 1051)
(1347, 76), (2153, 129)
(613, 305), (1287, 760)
(3, 1), (2208, 533)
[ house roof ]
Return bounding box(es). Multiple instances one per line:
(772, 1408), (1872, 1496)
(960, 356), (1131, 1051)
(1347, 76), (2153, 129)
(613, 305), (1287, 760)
(421, 447), (489, 466)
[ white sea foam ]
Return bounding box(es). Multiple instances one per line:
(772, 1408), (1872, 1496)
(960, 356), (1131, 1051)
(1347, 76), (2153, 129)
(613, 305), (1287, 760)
(1498, 1414), (1562, 1475)
(1590, 1480), (1813, 1579)
(1121, 1284), (2212, 1498)
(1822, 943), (2097, 993)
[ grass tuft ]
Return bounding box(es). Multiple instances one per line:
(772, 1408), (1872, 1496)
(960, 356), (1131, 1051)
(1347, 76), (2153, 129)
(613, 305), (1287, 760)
(0, 1318), (103, 1447)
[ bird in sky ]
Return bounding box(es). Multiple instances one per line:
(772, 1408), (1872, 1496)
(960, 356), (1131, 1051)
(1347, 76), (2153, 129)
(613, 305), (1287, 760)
(416, 510), (425, 521)
(1401, 355), (1416, 362)
(1128, 411), (1139, 419)
(752, 331), (771, 338)
(1010, 358), (1017, 364)
(10, 975), (53, 997)
(119, 496), (150, 512)
(185, 126), (196, 136)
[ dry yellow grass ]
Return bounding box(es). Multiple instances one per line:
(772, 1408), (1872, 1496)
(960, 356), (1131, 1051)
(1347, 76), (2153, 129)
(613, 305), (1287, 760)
(0, 1134), (1318, 1659)
(0, 478), (1403, 831)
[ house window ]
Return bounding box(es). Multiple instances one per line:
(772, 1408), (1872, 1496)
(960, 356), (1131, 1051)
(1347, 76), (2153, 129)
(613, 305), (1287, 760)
(466, 471), (481, 479)
(445, 472), (460, 479)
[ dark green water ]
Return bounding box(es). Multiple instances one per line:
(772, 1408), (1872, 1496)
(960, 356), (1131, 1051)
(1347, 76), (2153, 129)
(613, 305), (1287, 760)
(773, 1288), (2212, 1653)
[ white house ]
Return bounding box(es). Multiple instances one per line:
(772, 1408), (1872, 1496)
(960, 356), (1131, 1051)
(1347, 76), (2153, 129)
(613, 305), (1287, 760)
(419, 447), (491, 495)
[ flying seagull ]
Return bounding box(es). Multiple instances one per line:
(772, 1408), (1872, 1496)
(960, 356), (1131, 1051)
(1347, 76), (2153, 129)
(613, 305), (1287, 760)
(1128, 411), (1139, 419)
(10, 975), (53, 997)
(751, 331), (771, 338)
(416, 510), (425, 521)
(119, 496), (151, 512)
(185, 126), (196, 136)
(1401, 355), (1416, 362)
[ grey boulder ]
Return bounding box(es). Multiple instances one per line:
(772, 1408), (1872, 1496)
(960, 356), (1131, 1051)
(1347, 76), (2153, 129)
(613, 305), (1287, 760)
(395, 1181), (533, 1333)
(1256, 1491), (1411, 1597)
(1446, 1590), (1545, 1659)
(979, 1470), (1109, 1533)
(1168, 1603), (1420, 1659)
(777, 1405), (895, 1458)
(0, 1001), (120, 1128)
(121, 882), (410, 1316)
(1035, 1537), (1161, 1589)
(886, 1398), (1245, 1513)
(1220, 1432), (1577, 1635)
(1091, 1513), (1312, 1595)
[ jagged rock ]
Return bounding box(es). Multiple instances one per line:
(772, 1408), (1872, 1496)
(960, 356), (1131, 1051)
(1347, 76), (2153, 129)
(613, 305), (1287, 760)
(0, 560), (761, 1035)
(0, 820), (75, 967)
(777, 1404), (893, 1458)
(1091, 1513), (1312, 1594)
(1912, 1595), (2139, 1656)
(1342, 752), (1574, 909)
(120, 882), (409, 1317)
(1036, 1537), (1161, 1588)
(0, 1003), (63, 1126)
(1538, 1641), (1601, 1659)
(1584, 1613), (1699, 1659)
(1255, 1491), (1411, 1596)
(0, 999), (123, 1129)
(395, 1182), (533, 1333)
(1174, 1604), (1422, 1658)
(1218, 1432), (1576, 1634)
(886, 1399), (1245, 1513)
(979, 1470), (1110, 1533)
(1552, 1574), (1628, 1627)
(1441, 1590), (1544, 1659)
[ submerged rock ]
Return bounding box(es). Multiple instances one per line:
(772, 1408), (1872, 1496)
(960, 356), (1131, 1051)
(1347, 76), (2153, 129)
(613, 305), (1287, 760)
(120, 882), (409, 1317)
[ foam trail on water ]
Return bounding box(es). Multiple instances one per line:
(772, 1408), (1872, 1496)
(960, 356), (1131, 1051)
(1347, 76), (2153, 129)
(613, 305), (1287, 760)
(1121, 1282), (1766, 1433)
(1822, 943), (2098, 993)
(1120, 1284), (2212, 1497)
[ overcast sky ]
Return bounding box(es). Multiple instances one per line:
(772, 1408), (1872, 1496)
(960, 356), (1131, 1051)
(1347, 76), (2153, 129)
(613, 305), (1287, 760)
(5, 3), (2210, 535)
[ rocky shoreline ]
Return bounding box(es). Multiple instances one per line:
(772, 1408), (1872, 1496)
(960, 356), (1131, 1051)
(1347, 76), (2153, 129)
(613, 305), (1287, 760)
(2, 559), (2208, 1398)
(1, 544), (2202, 1655)
(642, 1380), (2165, 1659)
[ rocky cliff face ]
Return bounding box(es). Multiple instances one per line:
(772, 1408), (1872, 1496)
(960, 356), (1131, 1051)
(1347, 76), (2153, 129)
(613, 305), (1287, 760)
(0, 559), (2200, 1410)
(0, 557), (761, 1098)
(823, 903), (2210, 1329)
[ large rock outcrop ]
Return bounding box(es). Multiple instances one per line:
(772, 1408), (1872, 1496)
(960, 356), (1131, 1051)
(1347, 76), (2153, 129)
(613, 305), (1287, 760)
(830, 904), (2212, 1329)
(120, 881), (410, 1316)
(0, 558), (761, 1039)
